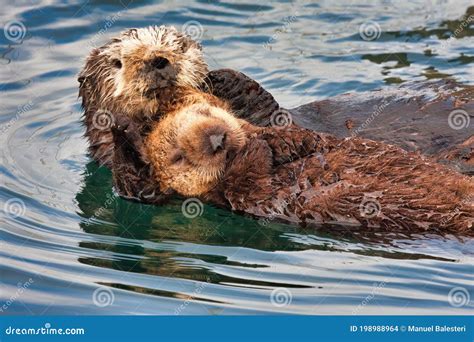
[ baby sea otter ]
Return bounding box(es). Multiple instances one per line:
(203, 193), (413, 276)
(139, 96), (474, 235)
(145, 92), (248, 197)
(78, 25), (208, 167)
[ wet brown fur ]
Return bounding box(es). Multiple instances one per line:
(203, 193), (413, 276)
(143, 101), (474, 235)
(78, 26), (209, 167)
(79, 26), (281, 171)
(145, 92), (248, 197)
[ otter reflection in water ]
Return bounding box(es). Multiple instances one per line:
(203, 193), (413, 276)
(112, 92), (474, 235)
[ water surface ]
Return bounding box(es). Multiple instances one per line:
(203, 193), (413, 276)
(1, 0), (473, 314)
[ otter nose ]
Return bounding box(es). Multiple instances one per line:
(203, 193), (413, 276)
(150, 56), (169, 69)
(209, 133), (226, 152)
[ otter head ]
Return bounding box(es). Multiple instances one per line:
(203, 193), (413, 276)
(146, 103), (247, 197)
(78, 25), (208, 119)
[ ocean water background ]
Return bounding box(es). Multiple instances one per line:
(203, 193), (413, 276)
(0, 0), (473, 315)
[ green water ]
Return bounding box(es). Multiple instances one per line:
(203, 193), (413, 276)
(1, 0), (473, 314)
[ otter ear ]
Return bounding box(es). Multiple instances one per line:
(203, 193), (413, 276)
(120, 28), (138, 39)
(189, 38), (203, 51)
(180, 35), (202, 52)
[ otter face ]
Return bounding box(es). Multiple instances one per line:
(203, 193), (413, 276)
(146, 103), (247, 197)
(79, 25), (208, 118)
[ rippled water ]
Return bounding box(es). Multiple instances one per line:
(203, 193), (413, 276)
(1, 0), (473, 315)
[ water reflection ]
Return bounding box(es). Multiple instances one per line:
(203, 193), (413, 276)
(1, 0), (473, 315)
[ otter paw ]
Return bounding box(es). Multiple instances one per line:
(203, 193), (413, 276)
(112, 114), (132, 132)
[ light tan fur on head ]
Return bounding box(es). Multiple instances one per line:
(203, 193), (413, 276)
(145, 93), (247, 196)
(79, 25), (209, 119)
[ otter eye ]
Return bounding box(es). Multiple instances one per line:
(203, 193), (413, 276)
(112, 59), (122, 69)
(170, 151), (185, 165)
